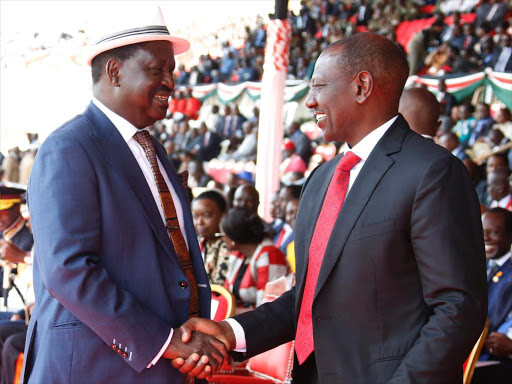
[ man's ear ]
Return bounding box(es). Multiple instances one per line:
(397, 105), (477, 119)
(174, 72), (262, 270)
(355, 71), (373, 104)
(105, 58), (121, 87)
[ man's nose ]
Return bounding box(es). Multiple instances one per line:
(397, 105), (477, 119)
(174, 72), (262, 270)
(304, 89), (316, 110)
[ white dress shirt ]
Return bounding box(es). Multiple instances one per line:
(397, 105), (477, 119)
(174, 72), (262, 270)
(92, 98), (186, 367)
(225, 115), (398, 351)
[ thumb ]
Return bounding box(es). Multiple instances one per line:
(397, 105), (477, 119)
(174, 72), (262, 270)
(180, 319), (196, 343)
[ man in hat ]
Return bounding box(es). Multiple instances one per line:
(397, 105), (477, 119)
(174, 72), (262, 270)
(0, 183), (32, 254)
(0, 183), (33, 315)
(22, 5), (226, 383)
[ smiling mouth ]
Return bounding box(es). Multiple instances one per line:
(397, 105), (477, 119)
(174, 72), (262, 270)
(155, 95), (169, 102)
(315, 113), (326, 124)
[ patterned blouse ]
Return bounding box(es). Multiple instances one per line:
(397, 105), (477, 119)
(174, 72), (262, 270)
(224, 241), (291, 308)
(199, 237), (230, 286)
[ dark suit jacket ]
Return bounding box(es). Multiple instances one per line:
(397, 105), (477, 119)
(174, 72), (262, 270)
(196, 131), (222, 162)
(235, 115), (488, 383)
(22, 103), (211, 383)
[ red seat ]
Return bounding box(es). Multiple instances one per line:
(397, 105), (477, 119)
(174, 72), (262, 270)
(209, 277), (295, 384)
(211, 284), (236, 322)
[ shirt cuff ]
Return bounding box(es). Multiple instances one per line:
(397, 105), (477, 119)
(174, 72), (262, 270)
(223, 318), (247, 352)
(146, 329), (173, 368)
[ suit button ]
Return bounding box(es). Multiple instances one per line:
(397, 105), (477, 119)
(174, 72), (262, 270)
(179, 280), (188, 288)
(110, 344), (117, 350)
(122, 352), (128, 358)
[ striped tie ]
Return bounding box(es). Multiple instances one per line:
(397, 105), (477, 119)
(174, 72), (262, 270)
(133, 130), (199, 318)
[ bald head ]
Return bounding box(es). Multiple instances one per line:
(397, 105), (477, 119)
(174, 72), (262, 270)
(326, 33), (410, 110)
(399, 87), (440, 137)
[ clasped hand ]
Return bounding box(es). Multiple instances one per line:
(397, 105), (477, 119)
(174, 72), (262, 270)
(164, 318), (236, 379)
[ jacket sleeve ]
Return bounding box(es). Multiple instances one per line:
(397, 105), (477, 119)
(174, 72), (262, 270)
(390, 154), (488, 383)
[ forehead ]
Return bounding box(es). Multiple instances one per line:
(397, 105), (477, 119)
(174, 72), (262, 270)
(483, 212), (506, 228)
(312, 50), (342, 80)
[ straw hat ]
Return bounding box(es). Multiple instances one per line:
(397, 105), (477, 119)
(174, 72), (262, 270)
(86, 4), (189, 66)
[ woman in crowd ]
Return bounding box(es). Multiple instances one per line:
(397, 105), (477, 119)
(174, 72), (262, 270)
(221, 208), (290, 311)
(191, 190), (230, 285)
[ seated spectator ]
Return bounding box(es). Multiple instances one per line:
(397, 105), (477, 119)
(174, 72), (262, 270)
(441, 11), (462, 43)
(407, 19), (445, 75)
(168, 89), (187, 120)
(233, 184), (260, 216)
(274, 184), (301, 257)
(230, 121), (258, 162)
(490, 34), (512, 72)
(452, 103), (476, 147)
(186, 159), (212, 189)
(438, 132), (468, 160)
(476, 0), (508, 28)
(436, 79), (456, 117)
(473, 208), (512, 384)
(488, 168), (512, 210)
(494, 107), (512, 140)
(191, 190), (230, 285)
(183, 87), (202, 121)
(221, 208), (290, 310)
(487, 128), (509, 150)
(468, 103), (495, 147)
(280, 140), (307, 178)
(286, 121), (312, 164)
(193, 122), (221, 162)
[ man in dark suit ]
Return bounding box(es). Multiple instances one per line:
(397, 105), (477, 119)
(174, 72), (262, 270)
(22, 5), (226, 383)
(175, 33), (488, 383)
(286, 122), (312, 164)
(194, 122), (221, 162)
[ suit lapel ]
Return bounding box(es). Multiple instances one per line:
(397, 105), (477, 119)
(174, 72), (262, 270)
(84, 103), (174, 257)
(313, 116), (409, 300)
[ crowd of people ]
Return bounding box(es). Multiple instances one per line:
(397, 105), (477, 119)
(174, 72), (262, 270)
(172, 0), (512, 85)
(0, 0), (512, 383)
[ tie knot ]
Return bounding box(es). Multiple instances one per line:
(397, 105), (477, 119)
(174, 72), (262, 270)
(338, 151), (361, 172)
(133, 130), (154, 150)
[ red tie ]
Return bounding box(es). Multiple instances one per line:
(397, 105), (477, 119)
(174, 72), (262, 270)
(295, 151), (361, 364)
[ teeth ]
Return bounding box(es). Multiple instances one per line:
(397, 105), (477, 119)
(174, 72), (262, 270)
(155, 95), (168, 101)
(485, 245), (494, 252)
(316, 113), (326, 123)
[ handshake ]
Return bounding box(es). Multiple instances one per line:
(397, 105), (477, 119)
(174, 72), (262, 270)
(163, 318), (237, 380)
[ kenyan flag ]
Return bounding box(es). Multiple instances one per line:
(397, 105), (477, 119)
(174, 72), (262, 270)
(409, 71), (511, 108)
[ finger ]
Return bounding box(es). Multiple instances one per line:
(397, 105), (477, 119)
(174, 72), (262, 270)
(207, 346), (226, 369)
(170, 357), (185, 369)
(196, 364), (212, 380)
(209, 338), (229, 366)
(178, 353), (200, 374)
(188, 355), (210, 378)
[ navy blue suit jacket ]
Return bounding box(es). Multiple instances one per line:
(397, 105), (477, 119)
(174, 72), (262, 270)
(22, 103), (211, 383)
(488, 258), (512, 333)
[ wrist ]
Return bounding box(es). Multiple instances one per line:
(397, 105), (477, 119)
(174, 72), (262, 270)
(219, 321), (236, 350)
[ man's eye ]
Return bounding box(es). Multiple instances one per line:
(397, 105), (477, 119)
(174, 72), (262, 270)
(150, 68), (163, 74)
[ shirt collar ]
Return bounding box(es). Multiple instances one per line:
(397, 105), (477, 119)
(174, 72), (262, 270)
(340, 115), (398, 160)
(92, 97), (149, 143)
(494, 251), (511, 267)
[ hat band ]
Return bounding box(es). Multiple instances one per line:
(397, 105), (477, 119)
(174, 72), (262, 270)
(95, 25), (170, 45)
(0, 198), (21, 211)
